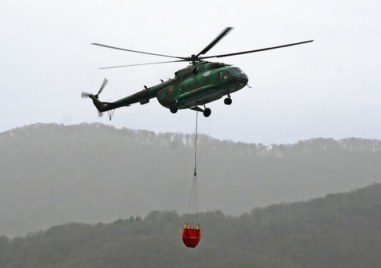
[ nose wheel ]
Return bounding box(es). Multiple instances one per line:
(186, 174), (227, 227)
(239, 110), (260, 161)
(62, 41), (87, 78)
(224, 95), (232, 105)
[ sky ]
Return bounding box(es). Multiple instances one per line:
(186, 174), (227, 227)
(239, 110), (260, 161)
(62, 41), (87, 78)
(1, 0), (380, 144)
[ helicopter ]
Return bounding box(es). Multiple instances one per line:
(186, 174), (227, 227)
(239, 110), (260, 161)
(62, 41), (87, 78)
(82, 27), (313, 118)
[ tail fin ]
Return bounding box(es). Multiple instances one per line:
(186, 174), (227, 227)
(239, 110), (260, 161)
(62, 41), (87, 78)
(90, 95), (110, 113)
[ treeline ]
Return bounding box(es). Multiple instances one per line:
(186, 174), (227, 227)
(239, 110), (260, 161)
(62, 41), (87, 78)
(1, 184), (381, 268)
(3, 123), (381, 157)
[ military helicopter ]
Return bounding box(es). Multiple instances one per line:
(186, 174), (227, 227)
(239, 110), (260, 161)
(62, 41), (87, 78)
(82, 27), (313, 118)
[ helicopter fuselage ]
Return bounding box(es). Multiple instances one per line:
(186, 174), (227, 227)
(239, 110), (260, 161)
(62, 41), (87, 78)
(157, 62), (248, 109)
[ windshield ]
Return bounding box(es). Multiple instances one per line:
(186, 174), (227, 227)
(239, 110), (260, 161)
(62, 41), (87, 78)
(228, 68), (243, 75)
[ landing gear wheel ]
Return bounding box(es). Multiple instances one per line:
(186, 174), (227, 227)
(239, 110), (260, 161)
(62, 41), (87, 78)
(224, 97), (232, 105)
(203, 108), (211, 117)
(170, 106), (178, 114)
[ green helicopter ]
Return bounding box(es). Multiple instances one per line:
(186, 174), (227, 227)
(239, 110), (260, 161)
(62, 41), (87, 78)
(82, 27), (313, 118)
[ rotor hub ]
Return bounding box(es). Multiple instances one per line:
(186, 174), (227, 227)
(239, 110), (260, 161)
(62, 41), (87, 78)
(190, 54), (198, 62)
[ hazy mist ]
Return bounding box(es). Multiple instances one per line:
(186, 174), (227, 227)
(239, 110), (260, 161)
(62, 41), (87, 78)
(1, 123), (380, 237)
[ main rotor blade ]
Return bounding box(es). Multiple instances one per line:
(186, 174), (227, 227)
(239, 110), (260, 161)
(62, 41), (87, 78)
(97, 78), (108, 94)
(200, 40), (314, 59)
(196, 27), (233, 57)
(98, 59), (187, 69)
(92, 43), (186, 60)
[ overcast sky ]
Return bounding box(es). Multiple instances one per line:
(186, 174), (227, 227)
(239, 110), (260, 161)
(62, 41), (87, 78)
(1, 0), (380, 144)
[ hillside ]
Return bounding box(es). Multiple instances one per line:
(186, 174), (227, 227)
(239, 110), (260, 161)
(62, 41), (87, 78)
(1, 184), (381, 268)
(1, 123), (381, 237)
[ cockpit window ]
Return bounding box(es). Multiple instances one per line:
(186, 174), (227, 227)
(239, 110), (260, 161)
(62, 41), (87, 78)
(219, 71), (232, 80)
(228, 68), (243, 75)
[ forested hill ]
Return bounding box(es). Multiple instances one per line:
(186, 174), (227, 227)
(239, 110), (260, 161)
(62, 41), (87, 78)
(1, 183), (380, 268)
(1, 123), (381, 237)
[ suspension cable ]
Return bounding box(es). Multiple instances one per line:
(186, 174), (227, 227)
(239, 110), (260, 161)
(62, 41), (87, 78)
(188, 112), (199, 216)
(194, 111), (198, 177)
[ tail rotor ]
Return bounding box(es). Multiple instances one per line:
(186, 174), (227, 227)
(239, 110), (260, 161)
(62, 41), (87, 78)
(81, 78), (108, 117)
(81, 78), (108, 99)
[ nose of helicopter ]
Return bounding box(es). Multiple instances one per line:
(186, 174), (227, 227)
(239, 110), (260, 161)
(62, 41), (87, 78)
(235, 73), (248, 86)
